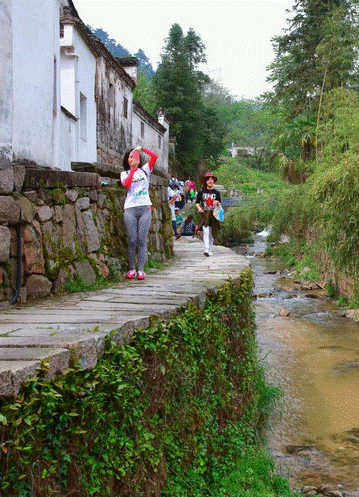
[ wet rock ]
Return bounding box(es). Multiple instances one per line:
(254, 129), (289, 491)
(344, 309), (359, 323)
(305, 293), (320, 299)
(283, 293), (297, 299)
(285, 444), (313, 454)
(257, 292), (271, 298)
(302, 488), (318, 497)
(302, 486), (318, 493)
(301, 281), (319, 290)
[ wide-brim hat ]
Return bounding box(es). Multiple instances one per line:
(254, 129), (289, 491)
(202, 172), (218, 186)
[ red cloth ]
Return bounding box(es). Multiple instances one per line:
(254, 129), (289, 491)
(142, 148), (158, 171)
(121, 148), (158, 188)
(121, 167), (136, 188)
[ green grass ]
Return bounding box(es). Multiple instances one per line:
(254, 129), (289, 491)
(214, 449), (295, 496)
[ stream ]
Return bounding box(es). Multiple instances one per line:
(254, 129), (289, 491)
(232, 231), (359, 497)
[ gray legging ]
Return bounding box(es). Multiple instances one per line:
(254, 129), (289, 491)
(124, 205), (152, 271)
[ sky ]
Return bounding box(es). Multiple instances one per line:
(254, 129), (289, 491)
(72, 0), (294, 100)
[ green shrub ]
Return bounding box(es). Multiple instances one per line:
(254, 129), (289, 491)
(0, 271), (294, 497)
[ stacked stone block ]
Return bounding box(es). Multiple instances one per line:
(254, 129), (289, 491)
(0, 166), (173, 304)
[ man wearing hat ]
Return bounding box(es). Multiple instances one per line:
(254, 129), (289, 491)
(195, 172), (221, 256)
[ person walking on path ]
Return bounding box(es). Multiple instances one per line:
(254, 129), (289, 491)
(196, 172), (221, 256)
(185, 177), (196, 203)
(121, 146), (158, 280)
(168, 180), (181, 239)
(175, 207), (184, 235)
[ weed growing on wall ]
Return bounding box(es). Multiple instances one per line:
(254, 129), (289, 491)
(0, 269), (294, 496)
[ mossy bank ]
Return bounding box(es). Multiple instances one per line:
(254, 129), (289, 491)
(0, 269), (294, 497)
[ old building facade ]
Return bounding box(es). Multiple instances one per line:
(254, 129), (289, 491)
(0, 0), (169, 174)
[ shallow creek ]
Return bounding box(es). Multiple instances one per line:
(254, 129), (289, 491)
(233, 231), (359, 496)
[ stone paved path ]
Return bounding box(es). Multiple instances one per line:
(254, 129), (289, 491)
(0, 237), (249, 397)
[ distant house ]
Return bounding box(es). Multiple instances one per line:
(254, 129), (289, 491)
(229, 144), (254, 158)
(0, 0), (169, 175)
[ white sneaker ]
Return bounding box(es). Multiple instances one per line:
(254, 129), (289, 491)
(204, 250), (210, 257)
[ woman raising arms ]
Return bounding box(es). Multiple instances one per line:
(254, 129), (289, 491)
(120, 146), (158, 280)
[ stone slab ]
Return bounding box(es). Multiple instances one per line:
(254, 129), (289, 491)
(0, 360), (40, 396)
(0, 237), (249, 396)
(24, 169), (101, 189)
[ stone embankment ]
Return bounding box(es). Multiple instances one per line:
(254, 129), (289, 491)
(0, 237), (249, 397)
(0, 166), (172, 304)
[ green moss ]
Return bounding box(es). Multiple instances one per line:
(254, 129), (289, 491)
(59, 246), (75, 263)
(49, 188), (66, 205)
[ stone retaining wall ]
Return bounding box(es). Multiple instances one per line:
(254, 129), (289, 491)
(0, 165), (173, 304)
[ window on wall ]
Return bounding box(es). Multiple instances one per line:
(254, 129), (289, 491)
(108, 83), (115, 107)
(80, 93), (87, 141)
(123, 97), (128, 118)
(141, 121), (145, 138)
(158, 135), (162, 149)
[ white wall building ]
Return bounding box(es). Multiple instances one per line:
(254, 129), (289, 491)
(0, 0), (66, 170)
(0, 0), (169, 175)
(132, 102), (169, 175)
(0, 0), (13, 170)
(60, 11), (97, 171)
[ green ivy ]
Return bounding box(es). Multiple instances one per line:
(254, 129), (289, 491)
(0, 269), (293, 496)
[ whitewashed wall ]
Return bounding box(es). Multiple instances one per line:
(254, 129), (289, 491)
(12, 0), (62, 169)
(60, 23), (97, 171)
(0, 0), (13, 169)
(132, 106), (169, 174)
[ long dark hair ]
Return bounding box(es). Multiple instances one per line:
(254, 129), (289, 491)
(122, 148), (143, 171)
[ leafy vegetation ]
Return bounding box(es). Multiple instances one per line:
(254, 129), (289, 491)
(152, 24), (226, 176)
(0, 272), (295, 497)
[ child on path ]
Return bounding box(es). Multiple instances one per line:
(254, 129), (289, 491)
(120, 146), (158, 280)
(181, 214), (196, 236)
(175, 208), (184, 235)
(196, 172), (221, 256)
(168, 181), (181, 239)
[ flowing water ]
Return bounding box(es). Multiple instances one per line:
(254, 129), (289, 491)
(233, 231), (359, 496)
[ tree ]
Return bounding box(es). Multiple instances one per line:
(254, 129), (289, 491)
(89, 28), (155, 81)
(134, 49), (155, 81)
(133, 72), (156, 115)
(152, 24), (225, 176)
(183, 27), (207, 69)
(268, 0), (359, 119)
(91, 28), (131, 58)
